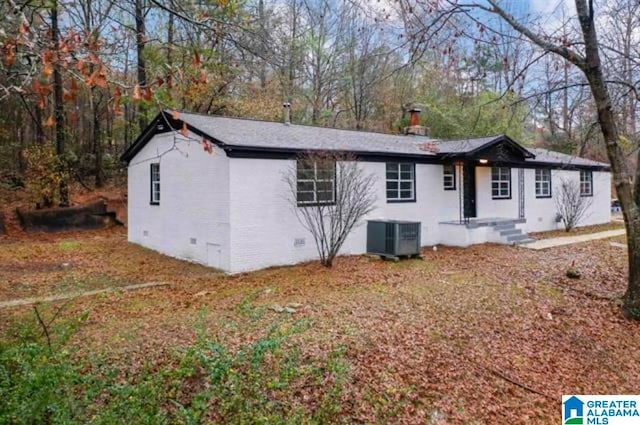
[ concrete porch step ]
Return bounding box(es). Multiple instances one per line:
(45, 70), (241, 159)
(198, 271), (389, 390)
(466, 217), (525, 229)
(499, 228), (521, 236)
(514, 238), (536, 245)
(484, 218), (532, 246)
(507, 233), (529, 242)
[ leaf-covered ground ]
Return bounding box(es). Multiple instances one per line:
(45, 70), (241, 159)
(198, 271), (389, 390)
(1, 228), (638, 423)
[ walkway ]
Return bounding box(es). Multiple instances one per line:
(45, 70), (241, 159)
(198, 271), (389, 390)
(522, 229), (626, 250)
(0, 282), (169, 309)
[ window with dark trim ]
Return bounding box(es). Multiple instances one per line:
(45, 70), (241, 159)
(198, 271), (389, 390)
(296, 160), (335, 206)
(491, 167), (511, 199)
(386, 163), (415, 202)
(535, 168), (551, 198)
(150, 163), (160, 205)
(580, 170), (593, 197)
(443, 164), (456, 190)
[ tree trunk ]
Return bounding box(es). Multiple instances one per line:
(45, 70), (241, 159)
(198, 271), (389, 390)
(135, 0), (148, 133)
(574, 0), (639, 318)
(258, 0), (267, 89)
(34, 105), (45, 145)
(562, 63), (571, 138)
(486, 0), (640, 320)
(93, 95), (104, 187)
(166, 0), (174, 88)
(51, 0), (70, 206)
(286, 0), (298, 100)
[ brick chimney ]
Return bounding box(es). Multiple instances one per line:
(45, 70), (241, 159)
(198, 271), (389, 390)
(283, 102), (291, 125)
(404, 105), (430, 137)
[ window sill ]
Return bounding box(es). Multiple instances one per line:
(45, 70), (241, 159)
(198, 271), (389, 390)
(491, 196), (512, 200)
(150, 201), (160, 206)
(387, 199), (416, 203)
(580, 194), (593, 198)
(297, 202), (336, 208)
(444, 187), (456, 191)
(535, 195), (552, 199)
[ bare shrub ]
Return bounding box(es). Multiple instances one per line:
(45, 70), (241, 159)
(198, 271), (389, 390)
(284, 151), (376, 267)
(555, 178), (593, 232)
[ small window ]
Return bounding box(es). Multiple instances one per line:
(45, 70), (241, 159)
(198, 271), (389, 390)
(491, 167), (511, 199)
(580, 170), (593, 197)
(535, 169), (551, 198)
(443, 164), (456, 190)
(150, 163), (160, 204)
(296, 160), (335, 206)
(386, 163), (415, 202)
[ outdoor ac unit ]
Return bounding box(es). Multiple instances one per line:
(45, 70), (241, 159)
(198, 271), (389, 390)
(366, 220), (421, 259)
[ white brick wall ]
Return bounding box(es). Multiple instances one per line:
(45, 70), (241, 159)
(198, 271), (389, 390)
(128, 136), (612, 274)
(473, 166), (611, 233)
(127, 131), (231, 270)
(227, 159), (471, 272)
(524, 169), (611, 232)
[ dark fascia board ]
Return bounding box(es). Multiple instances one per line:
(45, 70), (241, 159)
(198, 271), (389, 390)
(470, 134), (536, 159)
(120, 111), (228, 164)
(437, 135), (535, 161)
(475, 160), (610, 172)
(226, 146), (609, 170)
(120, 113), (167, 164)
(225, 145), (442, 164)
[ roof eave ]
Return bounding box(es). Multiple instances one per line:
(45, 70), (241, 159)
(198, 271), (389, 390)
(467, 134), (535, 158)
(225, 145), (440, 162)
(119, 111), (228, 164)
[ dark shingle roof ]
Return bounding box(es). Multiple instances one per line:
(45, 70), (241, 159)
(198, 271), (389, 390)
(120, 111), (611, 171)
(177, 112), (440, 156)
(526, 148), (609, 168)
(431, 136), (501, 154)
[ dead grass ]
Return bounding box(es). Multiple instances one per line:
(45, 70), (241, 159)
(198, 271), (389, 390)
(530, 221), (624, 240)
(609, 235), (627, 245)
(1, 229), (639, 423)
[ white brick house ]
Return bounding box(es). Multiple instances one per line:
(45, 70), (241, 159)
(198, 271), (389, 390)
(121, 110), (611, 273)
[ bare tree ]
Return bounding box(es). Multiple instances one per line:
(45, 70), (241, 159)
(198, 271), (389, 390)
(397, 0), (640, 318)
(300, 0), (340, 125)
(284, 151), (376, 267)
(555, 178), (593, 232)
(340, 8), (390, 130)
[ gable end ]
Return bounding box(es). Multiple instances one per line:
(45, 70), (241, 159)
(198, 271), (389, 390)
(119, 111), (227, 164)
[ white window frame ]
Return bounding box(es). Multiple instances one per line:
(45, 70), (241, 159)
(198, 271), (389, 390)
(580, 170), (593, 197)
(296, 160), (335, 206)
(535, 168), (552, 198)
(443, 164), (456, 190)
(386, 163), (415, 202)
(491, 167), (511, 199)
(150, 163), (160, 205)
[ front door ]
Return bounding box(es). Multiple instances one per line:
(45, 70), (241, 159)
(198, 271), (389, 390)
(463, 164), (476, 219)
